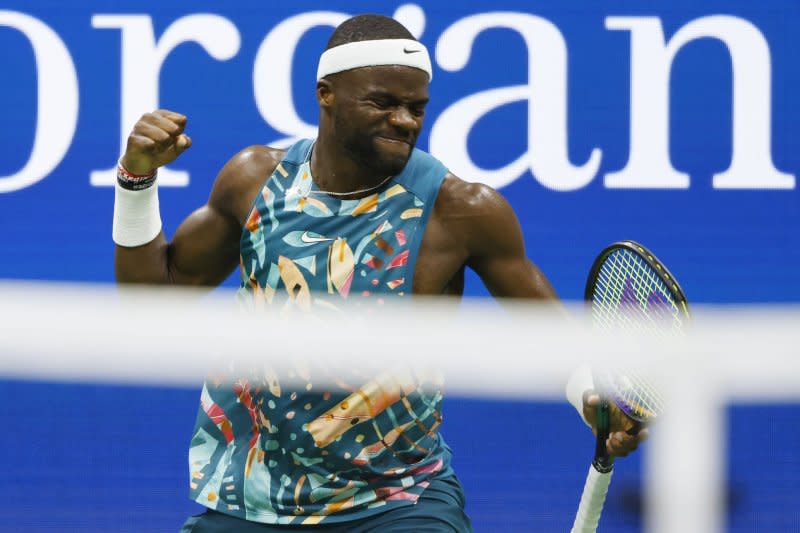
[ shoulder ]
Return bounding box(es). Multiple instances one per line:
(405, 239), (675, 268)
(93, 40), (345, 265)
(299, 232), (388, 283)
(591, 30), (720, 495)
(212, 145), (285, 199)
(209, 145), (286, 224)
(433, 173), (523, 255)
(434, 173), (515, 223)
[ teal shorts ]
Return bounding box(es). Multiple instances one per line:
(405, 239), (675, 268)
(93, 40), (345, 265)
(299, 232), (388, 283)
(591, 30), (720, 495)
(180, 475), (472, 532)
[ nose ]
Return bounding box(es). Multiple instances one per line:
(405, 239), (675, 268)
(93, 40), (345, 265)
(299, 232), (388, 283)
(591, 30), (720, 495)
(388, 106), (419, 132)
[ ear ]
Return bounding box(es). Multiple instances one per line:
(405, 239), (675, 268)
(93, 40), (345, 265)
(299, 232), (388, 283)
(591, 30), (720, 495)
(316, 79), (335, 108)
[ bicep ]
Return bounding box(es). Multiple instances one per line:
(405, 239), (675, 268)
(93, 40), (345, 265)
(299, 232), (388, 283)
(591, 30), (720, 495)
(463, 188), (557, 300)
(167, 203), (241, 286)
(168, 145), (279, 286)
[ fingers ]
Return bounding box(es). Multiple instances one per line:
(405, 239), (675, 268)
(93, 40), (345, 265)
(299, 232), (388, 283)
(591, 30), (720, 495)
(123, 110), (191, 174)
(134, 111), (187, 143)
(583, 391), (651, 457)
(148, 111), (185, 137)
(132, 121), (173, 150)
(155, 109), (187, 127)
(606, 428), (649, 457)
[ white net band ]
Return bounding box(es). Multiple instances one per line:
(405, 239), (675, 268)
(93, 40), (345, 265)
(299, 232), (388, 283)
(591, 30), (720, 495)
(2, 282), (800, 532)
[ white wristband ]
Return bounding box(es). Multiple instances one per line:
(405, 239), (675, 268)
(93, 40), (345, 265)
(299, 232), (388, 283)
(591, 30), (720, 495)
(566, 364), (595, 428)
(112, 180), (162, 247)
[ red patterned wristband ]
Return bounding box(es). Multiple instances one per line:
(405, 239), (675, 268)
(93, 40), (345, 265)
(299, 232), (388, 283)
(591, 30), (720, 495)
(117, 159), (157, 180)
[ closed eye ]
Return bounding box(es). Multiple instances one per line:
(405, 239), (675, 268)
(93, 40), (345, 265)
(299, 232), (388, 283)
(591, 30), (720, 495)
(367, 98), (394, 109)
(362, 93), (428, 118)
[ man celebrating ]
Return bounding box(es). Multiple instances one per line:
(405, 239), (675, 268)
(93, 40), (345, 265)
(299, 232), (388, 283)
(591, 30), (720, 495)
(113, 14), (643, 532)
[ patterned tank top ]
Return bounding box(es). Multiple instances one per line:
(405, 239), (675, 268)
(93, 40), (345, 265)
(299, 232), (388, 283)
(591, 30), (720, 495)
(187, 139), (453, 525)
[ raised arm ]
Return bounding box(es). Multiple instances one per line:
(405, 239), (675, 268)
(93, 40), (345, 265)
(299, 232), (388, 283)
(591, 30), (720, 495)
(114, 110), (280, 287)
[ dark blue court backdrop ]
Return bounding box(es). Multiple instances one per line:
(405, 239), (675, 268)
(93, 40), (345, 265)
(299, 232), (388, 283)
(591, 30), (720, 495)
(1, 1), (798, 531)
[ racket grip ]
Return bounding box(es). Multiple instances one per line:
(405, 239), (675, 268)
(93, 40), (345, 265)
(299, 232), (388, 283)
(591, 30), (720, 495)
(571, 465), (613, 533)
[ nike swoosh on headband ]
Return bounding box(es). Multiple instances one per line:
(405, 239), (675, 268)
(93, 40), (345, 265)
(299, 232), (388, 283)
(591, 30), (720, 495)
(403, 47), (421, 54)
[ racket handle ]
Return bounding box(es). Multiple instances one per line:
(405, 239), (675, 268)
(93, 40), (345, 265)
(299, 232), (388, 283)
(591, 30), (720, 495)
(571, 465), (613, 533)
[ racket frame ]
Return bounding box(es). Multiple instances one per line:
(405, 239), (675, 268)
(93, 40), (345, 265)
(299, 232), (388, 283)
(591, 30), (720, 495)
(584, 240), (690, 317)
(571, 240), (690, 533)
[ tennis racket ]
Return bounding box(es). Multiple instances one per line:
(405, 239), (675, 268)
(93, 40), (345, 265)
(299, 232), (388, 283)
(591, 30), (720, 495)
(570, 240), (690, 533)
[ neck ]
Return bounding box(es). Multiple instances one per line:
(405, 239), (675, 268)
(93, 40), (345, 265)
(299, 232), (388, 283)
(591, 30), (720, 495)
(310, 134), (386, 196)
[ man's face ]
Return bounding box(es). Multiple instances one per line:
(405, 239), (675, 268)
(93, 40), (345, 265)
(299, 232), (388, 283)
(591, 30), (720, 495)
(326, 66), (429, 176)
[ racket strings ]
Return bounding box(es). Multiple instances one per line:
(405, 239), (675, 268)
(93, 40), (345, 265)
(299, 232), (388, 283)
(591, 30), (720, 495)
(609, 254), (668, 323)
(590, 248), (683, 419)
(620, 252), (682, 325)
(593, 256), (652, 332)
(599, 251), (669, 315)
(614, 371), (663, 419)
(592, 250), (685, 334)
(617, 250), (682, 328)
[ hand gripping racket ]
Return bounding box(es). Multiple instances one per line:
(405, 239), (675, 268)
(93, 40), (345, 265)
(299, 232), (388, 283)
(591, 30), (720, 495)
(570, 240), (690, 533)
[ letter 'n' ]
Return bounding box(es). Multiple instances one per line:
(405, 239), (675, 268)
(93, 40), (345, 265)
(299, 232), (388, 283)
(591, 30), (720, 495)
(606, 15), (794, 189)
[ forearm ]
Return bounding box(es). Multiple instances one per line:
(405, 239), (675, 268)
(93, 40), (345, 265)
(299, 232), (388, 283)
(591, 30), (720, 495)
(115, 233), (173, 285)
(112, 178), (240, 287)
(115, 214), (241, 287)
(112, 164), (173, 284)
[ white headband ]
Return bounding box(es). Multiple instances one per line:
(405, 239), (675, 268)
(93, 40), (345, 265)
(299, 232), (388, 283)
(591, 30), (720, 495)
(316, 39), (433, 81)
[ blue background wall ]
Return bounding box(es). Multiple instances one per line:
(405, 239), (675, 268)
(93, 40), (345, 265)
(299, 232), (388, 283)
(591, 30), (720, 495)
(1, 1), (798, 531)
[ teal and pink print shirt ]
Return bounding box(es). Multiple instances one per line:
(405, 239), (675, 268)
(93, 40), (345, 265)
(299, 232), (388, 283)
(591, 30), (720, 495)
(187, 139), (454, 525)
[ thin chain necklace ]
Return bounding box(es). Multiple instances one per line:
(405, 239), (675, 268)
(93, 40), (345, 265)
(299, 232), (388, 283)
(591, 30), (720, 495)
(310, 173), (394, 197)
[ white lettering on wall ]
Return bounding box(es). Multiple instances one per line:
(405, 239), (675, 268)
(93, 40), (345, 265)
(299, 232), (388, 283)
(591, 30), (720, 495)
(90, 14), (241, 186)
(606, 15), (794, 189)
(0, 11), (78, 193)
(431, 12), (602, 191)
(0, 8), (793, 193)
(393, 3), (426, 38)
(253, 11), (348, 148)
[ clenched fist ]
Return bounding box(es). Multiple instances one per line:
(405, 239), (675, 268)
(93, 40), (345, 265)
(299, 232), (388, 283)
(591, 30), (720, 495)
(120, 109), (192, 175)
(582, 390), (649, 457)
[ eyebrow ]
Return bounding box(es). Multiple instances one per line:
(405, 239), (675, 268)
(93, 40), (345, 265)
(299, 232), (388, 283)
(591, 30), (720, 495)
(363, 91), (429, 105)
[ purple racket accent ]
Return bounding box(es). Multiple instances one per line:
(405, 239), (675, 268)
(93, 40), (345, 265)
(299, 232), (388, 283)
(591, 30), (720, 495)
(646, 290), (673, 323)
(592, 369), (654, 423)
(620, 277), (637, 304)
(617, 277), (672, 324)
(618, 278), (643, 314)
(647, 289), (668, 308)
(610, 390), (648, 421)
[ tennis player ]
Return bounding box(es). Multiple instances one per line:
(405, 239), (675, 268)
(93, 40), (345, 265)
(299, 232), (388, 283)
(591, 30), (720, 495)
(113, 14), (644, 532)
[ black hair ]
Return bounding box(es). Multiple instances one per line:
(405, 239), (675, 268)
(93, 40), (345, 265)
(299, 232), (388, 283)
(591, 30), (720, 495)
(326, 14), (415, 50)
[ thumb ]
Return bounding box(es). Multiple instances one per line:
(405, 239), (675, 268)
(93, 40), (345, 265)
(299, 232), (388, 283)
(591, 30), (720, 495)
(582, 389), (600, 429)
(176, 134), (192, 153)
(584, 389), (600, 407)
